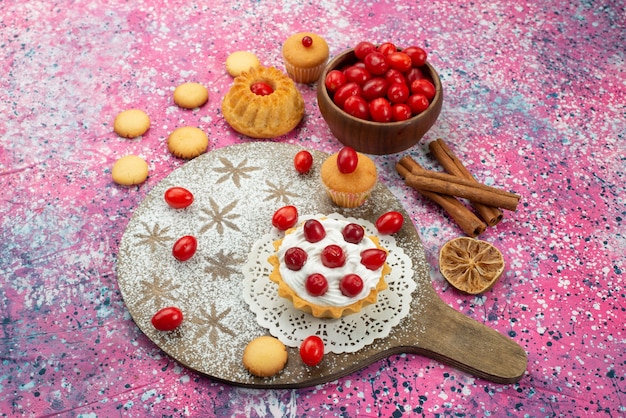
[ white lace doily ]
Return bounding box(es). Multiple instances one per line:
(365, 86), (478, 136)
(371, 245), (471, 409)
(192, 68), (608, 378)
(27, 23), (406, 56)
(242, 213), (415, 354)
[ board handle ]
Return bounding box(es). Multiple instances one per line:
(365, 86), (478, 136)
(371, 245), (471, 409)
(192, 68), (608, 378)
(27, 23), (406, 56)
(412, 299), (527, 383)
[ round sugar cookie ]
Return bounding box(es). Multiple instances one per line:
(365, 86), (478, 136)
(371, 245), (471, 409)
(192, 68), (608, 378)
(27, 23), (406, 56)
(114, 109), (151, 138)
(242, 336), (288, 377)
(226, 51), (260, 77)
(173, 82), (209, 109)
(167, 126), (209, 160)
(111, 155), (149, 186)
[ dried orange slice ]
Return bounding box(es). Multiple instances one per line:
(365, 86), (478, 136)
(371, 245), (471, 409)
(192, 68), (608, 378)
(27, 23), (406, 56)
(439, 237), (505, 294)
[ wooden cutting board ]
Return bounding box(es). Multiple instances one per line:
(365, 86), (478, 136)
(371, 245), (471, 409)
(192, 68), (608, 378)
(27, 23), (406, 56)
(117, 142), (527, 388)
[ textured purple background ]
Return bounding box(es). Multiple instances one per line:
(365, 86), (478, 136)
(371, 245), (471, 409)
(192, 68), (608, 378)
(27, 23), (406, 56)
(1, 0), (624, 416)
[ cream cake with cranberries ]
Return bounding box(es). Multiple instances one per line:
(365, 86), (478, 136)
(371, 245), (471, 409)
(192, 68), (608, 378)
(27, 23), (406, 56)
(268, 217), (391, 319)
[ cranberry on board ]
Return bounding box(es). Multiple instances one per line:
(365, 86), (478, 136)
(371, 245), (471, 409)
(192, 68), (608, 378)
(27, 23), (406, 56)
(324, 70), (346, 93)
(333, 82), (361, 108)
(250, 82), (273, 96)
(321, 244), (346, 268)
(151, 306), (183, 331)
(375, 211), (404, 234)
(369, 97), (393, 123)
(293, 150), (313, 174)
(284, 247), (307, 271)
(336, 146), (358, 174)
(403, 45), (428, 67)
(387, 82), (410, 104)
(172, 235), (197, 261)
(339, 274), (364, 297)
(300, 335), (324, 366)
(272, 205), (298, 230)
(407, 94), (430, 115)
(305, 273), (328, 296)
(360, 248), (388, 270)
(410, 79), (436, 101)
(342, 223), (365, 244)
(361, 77), (389, 101)
(343, 65), (371, 85)
(391, 103), (413, 121)
(303, 219), (326, 243)
(164, 187), (194, 209)
(354, 41), (377, 60)
(343, 95), (370, 120)
(363, 51), (389, 75)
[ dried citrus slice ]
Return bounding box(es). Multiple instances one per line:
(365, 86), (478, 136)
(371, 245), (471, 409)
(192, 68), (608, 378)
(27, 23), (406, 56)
(439, 237), (505, 294)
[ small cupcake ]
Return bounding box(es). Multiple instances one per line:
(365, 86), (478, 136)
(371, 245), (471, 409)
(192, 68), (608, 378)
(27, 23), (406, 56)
(320, 147), (378, 208)
(281, 32), (329, 84)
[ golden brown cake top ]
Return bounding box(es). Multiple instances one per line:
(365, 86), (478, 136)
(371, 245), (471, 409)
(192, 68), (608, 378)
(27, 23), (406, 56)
(221, 66), (304, 138)
(320, 151), (378, 193)
(282, 32), (329, 67)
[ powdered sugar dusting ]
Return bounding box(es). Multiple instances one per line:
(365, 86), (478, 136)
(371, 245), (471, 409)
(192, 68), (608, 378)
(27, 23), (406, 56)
(117, 142), (431, 387)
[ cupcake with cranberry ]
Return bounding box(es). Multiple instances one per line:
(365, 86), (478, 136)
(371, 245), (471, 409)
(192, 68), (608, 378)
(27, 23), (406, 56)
(281, 32), (329, 84)
(268, 216), (390, 319)
(320, 146), (378, 208)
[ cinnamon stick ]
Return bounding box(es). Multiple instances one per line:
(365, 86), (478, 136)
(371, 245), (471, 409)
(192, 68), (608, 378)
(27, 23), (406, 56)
(398, 156), (520, 211)
(429, 139), (503, 226)
(396, 160), (486, 237)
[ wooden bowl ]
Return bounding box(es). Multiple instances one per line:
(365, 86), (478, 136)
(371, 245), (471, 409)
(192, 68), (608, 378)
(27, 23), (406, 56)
(317, 48), (443, 155)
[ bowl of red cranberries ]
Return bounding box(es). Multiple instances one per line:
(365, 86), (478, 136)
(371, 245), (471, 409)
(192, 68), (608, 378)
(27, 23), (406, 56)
(317, 41), (442, 155)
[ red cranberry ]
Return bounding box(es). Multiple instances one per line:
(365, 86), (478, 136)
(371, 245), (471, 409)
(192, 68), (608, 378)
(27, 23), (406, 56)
(321, 244), (346, 268)
(339, 274), (364, 297)
(284, 247), (307, 271)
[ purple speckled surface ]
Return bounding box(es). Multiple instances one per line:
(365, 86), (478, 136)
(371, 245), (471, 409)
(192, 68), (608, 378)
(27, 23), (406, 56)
(1, 0), (624, 416)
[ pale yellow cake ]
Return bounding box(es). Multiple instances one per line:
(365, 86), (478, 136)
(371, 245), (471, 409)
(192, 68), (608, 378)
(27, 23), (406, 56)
(221, 66), (304, 138)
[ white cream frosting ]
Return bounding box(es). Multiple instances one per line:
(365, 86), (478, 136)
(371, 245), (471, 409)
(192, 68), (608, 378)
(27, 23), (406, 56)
(277, 218), (384, 307)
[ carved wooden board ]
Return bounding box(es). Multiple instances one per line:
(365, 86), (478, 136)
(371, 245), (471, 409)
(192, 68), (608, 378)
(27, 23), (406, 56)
(117, 142), (527, 388)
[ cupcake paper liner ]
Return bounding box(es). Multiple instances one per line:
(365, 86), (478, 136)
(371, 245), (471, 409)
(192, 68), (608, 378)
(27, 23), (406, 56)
(284, 60), (326, 84)
(324, 186), (374, 208)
